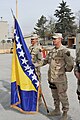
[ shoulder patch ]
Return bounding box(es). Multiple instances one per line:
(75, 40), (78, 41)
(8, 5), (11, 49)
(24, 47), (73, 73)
(65, 51), (70, 56)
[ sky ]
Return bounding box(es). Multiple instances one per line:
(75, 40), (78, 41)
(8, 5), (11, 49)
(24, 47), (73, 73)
(0, 0), (80, 35)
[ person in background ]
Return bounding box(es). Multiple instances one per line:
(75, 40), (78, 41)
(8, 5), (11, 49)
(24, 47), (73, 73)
(74, 48), (80, 102)
(43, 33), (74, 120)
(29, 34), (43, 106)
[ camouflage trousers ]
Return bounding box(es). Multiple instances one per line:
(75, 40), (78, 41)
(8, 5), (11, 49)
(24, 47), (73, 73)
(77, 80), (80, 101)
(51, 80), (69, 112)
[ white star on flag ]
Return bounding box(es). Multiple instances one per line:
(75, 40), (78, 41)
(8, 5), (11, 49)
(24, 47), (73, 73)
(27, 69), (34, 75)
(21, 57), (28, 64)
(16, 35), (19, 42)
(18, 50), (25, 57)
(17, 42), (22, 50)
(32, 74), (38, 81)
(24, 65), (31, 71)
(35, 81), (39, 88)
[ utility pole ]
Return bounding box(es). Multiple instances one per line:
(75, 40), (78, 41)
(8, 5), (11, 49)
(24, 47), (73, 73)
(16, 0), (18, 18)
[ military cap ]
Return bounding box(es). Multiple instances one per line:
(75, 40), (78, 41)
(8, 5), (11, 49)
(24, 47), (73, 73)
(52, 33), (63, 39)
(31, 34), (38, 39)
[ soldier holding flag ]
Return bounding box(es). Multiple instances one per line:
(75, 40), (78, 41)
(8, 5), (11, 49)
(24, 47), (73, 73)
(29, 34), (43, 106)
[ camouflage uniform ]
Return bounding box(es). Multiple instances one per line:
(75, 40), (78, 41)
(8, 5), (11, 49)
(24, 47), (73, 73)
(74, 48), (80, 102)
(43, 45), (74, 112)
(29, 43), (43, 106)
(29, 43), (43, 82)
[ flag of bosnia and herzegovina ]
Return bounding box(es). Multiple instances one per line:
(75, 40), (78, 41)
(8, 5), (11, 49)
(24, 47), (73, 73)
(11, 18), (39, 113)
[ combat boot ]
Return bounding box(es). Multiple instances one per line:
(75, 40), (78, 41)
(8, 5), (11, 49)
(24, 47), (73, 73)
(47, 107), (61, 116)
(60, 111), (68, 120)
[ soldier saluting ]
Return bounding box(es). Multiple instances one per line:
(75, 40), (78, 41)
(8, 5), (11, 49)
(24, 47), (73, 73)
(43, 33), (74, 120)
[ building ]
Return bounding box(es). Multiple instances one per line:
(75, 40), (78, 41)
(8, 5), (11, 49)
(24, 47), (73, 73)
(67, 37), (76, 48)
(0, 20), (8, 42)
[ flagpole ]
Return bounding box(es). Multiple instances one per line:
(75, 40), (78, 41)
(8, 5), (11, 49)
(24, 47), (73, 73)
(16, 0), (18, 18)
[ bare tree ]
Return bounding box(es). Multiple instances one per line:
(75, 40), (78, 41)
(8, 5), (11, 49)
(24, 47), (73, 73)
(75, 10), (80, 32)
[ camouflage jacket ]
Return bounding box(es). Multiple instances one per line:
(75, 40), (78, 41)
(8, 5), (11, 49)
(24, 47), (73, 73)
(43, 45), (74, 82)
(74, 48), (80, 72)
(29, 44), (43, 67)
(29, 44), (43, 81)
